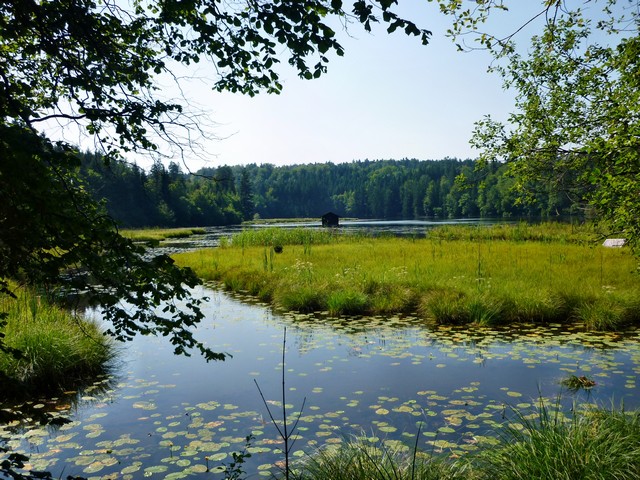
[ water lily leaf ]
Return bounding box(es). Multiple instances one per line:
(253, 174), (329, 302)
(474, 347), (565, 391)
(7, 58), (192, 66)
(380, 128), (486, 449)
(74, 456), (95, 466)
(165, 472), (188, 479)
(83, 461), (105, 473)
(393, 405), (413, 413)
(144, 465), (169, 474)
(132, 401), (157, 410)
(438, 426), (455, 434)
(185, 464), (207, 473)
(208, 452), (228, 462)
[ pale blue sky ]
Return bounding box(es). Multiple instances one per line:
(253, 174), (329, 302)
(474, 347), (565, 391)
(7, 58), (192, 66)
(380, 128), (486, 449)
(47, 2), (556, 169)
(172, 1), (544, 169)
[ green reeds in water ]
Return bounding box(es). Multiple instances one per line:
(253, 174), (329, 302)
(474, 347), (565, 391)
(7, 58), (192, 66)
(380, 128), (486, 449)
(0, 285), (115, 397)
(223, 227), (351, 249)
(476, 403), (640, 480)
(289, 435), (465, 480)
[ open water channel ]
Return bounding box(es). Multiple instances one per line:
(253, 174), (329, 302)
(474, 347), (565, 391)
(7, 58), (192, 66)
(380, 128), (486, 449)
(2, 221), (640, 479)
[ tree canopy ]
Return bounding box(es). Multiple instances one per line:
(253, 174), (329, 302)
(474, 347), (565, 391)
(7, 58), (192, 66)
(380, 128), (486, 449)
(434, 0), (640, 252)
(0, 1), (430, 360)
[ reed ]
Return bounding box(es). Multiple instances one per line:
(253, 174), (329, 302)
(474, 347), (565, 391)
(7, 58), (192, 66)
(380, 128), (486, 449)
(174, 224), (640, 328)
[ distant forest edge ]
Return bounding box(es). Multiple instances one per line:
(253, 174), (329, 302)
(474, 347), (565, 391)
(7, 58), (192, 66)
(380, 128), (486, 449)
(79, 154), (581, 228)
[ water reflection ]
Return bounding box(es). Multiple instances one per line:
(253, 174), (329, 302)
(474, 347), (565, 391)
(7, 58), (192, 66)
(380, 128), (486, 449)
(2, 286), (640, 478)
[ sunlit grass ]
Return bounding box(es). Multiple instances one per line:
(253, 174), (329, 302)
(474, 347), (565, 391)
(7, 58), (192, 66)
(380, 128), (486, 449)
(427, 221), (603, 244)
(220, 226), (364, 249)
(120, 227), (206, 242)
(473, 404), (640, 480)
(0, 285), (115, 397)
(289, 406), (640, 480)
(174, 223), (640, 328)
(290, 435), (465, 480)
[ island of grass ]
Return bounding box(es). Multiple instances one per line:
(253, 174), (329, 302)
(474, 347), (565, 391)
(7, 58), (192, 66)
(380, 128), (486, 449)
(174, 222), (640, 330)
(120, 226), (206, 246)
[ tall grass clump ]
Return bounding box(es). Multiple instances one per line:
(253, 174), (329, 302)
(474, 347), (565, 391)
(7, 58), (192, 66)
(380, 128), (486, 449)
(287, 405), (640, 480)
(326, 290), (370, 316)
(275, 287), (326, 313)
(0, 285), (115, 397)
(475, 404), (640, 480)
(290, 436), (466, 480)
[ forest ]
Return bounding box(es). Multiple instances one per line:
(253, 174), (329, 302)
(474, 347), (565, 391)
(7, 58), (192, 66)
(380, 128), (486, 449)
(79, 154), (581, 228)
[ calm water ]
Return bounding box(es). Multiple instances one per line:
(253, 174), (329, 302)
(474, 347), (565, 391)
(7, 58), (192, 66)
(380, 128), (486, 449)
(151, 218), (511, 255)
(2, 285), (640, 479)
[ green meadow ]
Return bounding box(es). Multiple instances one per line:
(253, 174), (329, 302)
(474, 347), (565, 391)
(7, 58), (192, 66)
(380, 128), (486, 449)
(175, 223), (640, 329)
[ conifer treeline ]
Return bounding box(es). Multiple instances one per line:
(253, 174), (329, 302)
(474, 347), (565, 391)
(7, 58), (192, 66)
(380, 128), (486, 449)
(79, 154), (578, 227)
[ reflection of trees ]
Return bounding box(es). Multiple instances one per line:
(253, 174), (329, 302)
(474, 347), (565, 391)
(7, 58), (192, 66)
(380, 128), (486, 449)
(0, 373), (119, 437)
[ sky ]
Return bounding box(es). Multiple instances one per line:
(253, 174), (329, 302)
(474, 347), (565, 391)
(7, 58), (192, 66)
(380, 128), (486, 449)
(46, 1), (559, 170)
(161, 1), (543, 170)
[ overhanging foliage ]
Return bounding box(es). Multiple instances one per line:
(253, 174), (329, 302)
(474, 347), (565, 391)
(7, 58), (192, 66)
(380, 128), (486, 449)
(0, 0), (430, 359)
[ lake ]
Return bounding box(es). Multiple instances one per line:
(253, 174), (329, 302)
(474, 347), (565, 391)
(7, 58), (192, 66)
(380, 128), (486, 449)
(0, 220), (640, 480)
(2, 281), (640, 479)
(150, 218), (511, 255)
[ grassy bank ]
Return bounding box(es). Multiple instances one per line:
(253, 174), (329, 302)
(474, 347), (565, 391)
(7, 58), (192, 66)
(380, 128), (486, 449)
(120, 226), (206, 243)
(174, 223), (640, 328)
(289, 405), (640, 480)
(0, 285), (114, 398)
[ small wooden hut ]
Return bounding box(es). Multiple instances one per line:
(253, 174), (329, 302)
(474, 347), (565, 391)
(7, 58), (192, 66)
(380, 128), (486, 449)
(321, 212), (340, 227)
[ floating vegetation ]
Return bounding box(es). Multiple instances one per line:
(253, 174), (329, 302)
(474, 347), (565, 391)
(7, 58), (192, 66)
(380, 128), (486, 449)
(561, 375), (597, 391)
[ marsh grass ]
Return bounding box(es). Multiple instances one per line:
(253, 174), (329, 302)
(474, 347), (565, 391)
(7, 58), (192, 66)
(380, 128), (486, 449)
(475, 404), (640, 480)
(288, 405), (640, 480)
(427, 221), (602, 244)
(0, 286), (115, 397)
(222, 227), (358, 249)
(120, 227), (206, 243)
(174, 224), (640, 328)
(290, 436), (465, 480)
